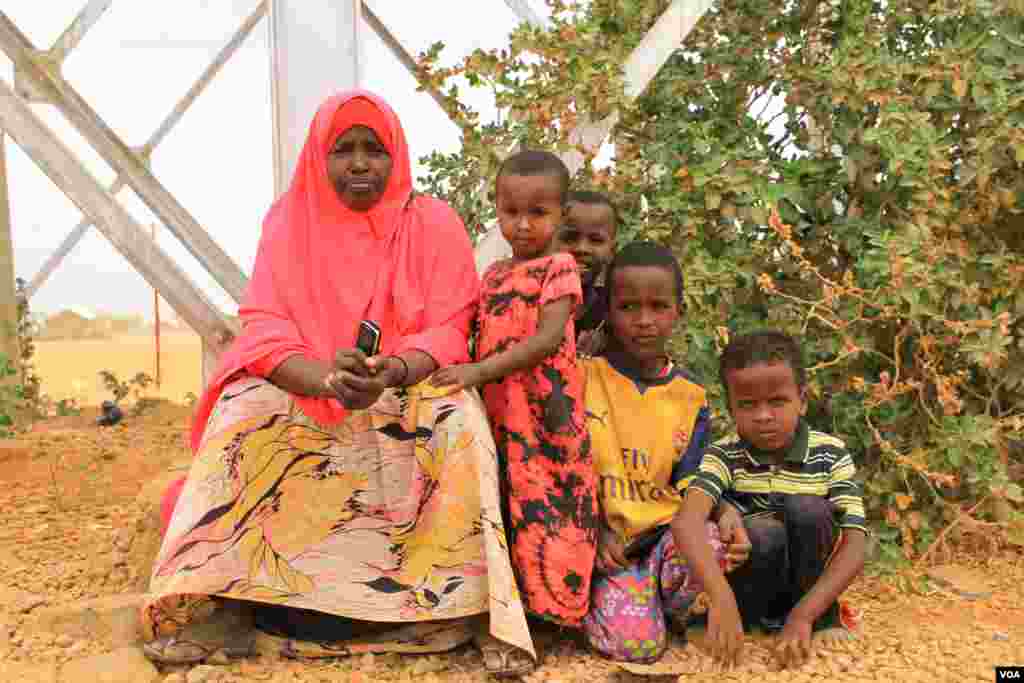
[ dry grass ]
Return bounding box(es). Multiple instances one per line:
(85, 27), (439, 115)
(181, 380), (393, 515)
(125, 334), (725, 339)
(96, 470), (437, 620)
(32, 331), (203, 407)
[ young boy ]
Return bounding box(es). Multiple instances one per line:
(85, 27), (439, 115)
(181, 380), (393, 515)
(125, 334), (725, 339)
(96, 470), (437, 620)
(674, 330), (867, 669)
(553, 191), (617, 354)
(581, 242), (749, 663)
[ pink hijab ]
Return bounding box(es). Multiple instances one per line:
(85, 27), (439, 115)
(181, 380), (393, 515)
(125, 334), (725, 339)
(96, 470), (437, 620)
(189, 90), (479, 452)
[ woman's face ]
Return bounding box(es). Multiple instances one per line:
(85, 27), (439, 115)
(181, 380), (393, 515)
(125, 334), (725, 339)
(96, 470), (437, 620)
(327, 125), (393, 211)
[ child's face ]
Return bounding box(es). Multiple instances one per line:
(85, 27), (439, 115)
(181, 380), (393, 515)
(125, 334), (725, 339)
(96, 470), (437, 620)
(608, 265), (679, 366)
(555, 202), (616, 286)
(496, 174), (564, 260)
(725, 361), (808, 453)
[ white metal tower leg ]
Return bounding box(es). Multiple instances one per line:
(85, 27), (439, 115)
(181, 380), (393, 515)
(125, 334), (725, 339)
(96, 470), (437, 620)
(0, 79), (234, 350)
(0, 132), (17, 371)
(502, 0), (546, 28)
(0, 11), (249, 304)
(269, 0), (361, 195)
(49, 0), (113, 63)
(361, 3), (448, 114)
(23, 2), (268, 300)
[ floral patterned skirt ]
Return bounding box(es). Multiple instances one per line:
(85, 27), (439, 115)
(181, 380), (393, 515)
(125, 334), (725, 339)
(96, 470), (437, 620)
(141, 376), (533, 659)
(582, 524), (723, 663)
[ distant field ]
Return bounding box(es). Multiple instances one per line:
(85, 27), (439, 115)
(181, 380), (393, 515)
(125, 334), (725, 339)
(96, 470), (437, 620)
(33, 331), (203, 407)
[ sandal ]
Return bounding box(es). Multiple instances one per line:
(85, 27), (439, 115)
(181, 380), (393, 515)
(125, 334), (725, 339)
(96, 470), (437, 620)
(143, 601), (256, 665)
(475, 632), (536, 679)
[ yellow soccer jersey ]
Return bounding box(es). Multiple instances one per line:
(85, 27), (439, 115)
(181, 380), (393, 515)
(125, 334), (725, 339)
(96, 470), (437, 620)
(584, 355), (710, 547)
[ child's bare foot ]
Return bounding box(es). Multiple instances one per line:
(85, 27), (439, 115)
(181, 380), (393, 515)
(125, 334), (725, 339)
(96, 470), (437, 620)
(812, 626), (857, 648)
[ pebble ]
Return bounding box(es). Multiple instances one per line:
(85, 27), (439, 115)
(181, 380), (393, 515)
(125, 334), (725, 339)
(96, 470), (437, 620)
(111, 528), (133, 552)
(16, 594), (46, 613)
(187, 664), (222, 683)
(993, 631), (1009, 642)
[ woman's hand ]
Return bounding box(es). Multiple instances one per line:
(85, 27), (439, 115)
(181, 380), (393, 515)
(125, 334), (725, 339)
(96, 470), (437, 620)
(325, 349), (389, 410)
(596, 525), (628, 573)
(429, 363), (487, 395)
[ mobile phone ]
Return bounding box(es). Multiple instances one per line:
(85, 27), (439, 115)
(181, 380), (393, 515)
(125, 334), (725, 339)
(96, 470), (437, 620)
(356, 320), (382, 357)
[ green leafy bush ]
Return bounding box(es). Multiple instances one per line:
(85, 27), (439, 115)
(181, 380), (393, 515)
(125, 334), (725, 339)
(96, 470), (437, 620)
(415, 0), (1024, 560)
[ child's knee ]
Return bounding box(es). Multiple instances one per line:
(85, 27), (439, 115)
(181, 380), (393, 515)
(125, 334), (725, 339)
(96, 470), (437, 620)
(783, 495), (833, 528)
(585, 625), (668, 664)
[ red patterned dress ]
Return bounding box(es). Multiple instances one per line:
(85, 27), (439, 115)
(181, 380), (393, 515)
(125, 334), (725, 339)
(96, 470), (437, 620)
(476, 252), (598, 626)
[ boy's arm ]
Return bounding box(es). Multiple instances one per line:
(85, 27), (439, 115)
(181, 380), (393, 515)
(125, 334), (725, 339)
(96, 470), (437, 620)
(794, 447), (867, 623)
(671, 452), (745, 665)
(788, 529), (866, 627)
(671, 403), (711, 488)
(672, 489), (731, 600)
(670, 406), (751, 570)
(429, 297), (573, 391)
(776, 446), (868, 667)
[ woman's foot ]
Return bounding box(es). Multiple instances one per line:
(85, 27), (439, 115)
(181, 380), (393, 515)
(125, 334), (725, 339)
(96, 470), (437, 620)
(475, 632), (536, 679)
(143, 601), (256, 665)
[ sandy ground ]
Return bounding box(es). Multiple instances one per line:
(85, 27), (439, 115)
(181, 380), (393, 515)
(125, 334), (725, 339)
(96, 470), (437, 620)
(33, 331), (203, 407)
(1, 342), (1022, 681)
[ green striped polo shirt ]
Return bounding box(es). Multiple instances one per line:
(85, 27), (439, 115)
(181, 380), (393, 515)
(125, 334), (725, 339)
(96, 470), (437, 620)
(691, 420), (868, 534)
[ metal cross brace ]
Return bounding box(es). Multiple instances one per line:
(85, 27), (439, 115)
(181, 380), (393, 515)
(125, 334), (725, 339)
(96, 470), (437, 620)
(0, 9), (249, 303)
(12, 0), (112, 102)
(21, 1), (268, 299)
(0, 78), (235, 348)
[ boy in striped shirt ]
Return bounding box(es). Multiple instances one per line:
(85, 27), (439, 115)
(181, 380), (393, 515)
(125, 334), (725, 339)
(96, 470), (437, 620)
(673, 330), (867, 669)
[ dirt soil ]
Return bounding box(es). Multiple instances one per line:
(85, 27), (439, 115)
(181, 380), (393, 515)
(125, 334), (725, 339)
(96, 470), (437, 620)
(33, 331), (203, 407)
(0, 405), (1021, 682)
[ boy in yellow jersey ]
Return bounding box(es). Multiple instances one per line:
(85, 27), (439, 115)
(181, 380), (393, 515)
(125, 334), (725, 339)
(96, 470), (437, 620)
(581, 242), (749, 663)
(674, 331), (867, 669)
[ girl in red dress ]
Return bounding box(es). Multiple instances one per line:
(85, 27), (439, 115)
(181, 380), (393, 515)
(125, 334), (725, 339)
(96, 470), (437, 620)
(432, 151), (598, 634)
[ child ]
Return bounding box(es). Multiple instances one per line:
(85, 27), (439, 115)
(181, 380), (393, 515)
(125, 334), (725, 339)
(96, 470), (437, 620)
(674, 330), (867, 669)
(431, 150), (598, 672)
(553, 190), (618, 353)
(580, 241), (749, 664)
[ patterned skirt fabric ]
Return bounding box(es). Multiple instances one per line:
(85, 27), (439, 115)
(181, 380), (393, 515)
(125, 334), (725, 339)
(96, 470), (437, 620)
(582, 524), (723, 663)
(141, 376), (533, 659)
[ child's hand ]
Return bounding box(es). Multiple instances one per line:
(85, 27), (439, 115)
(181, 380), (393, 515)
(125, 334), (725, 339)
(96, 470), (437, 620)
(773, 614), (814, 669)
(577, 327), (606, 357)
(429, 363), (486, 395)
(716, 506), (752, 572)
(722, 527), (752, 573)
(707, 591), (745, 668)
(596, 526), (628, 573)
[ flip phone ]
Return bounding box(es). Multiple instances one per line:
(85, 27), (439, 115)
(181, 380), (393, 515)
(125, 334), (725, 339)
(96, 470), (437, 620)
(356, 320), (382, 357)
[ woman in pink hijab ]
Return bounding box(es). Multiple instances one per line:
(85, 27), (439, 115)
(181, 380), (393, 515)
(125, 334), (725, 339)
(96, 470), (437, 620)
(141, 91), (534, 673)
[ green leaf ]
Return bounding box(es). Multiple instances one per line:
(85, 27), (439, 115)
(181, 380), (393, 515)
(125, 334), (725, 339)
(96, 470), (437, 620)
(1005, 484), (1024, 504)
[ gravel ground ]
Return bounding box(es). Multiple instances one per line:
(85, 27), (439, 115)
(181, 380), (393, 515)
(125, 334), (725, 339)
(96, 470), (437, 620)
(0, 406), (1021, 682)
